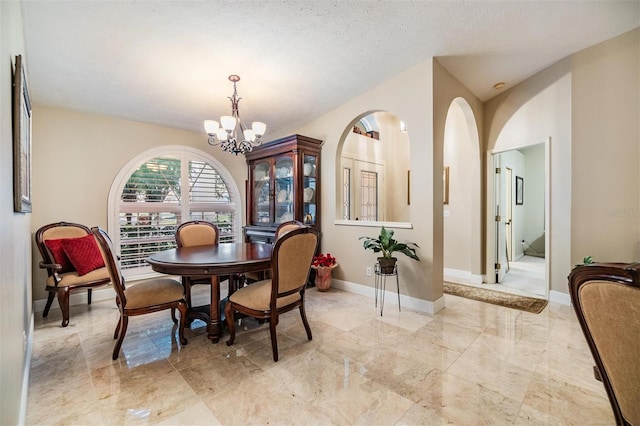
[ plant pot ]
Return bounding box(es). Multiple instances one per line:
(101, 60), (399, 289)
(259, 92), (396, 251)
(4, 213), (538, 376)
(312, 263), (337, 291)
(377, 257), (397, 274)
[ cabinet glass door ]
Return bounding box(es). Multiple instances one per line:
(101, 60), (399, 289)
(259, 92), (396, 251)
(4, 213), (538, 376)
(274, 157), (294, 224)
(302, 154), (317, 225)
(253, 161), (271, 224)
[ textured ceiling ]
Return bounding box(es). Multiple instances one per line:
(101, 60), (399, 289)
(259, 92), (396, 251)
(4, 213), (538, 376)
(22, 1), (639, 138)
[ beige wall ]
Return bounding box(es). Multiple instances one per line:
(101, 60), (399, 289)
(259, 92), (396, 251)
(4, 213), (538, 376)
(571, 28), (640, 263)
(443, 100), (480, 275)
(1, 2), (31, 424)
(30, 106), (248, 302)
(295, 60), (442, 306)
(522, 144), (545, 249)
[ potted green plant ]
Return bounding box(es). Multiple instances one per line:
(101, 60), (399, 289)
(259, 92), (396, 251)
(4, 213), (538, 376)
(360, 226), (420, 273)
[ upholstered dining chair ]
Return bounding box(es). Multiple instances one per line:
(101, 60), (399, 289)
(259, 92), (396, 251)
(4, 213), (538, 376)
(175, 220), (223, 308)
(242, 220), (305, 286)
(225, 226), (319, 361)
(35, 221), (112, 327)
(568, 262), (640, 426)
(92, 227), (188, 360)
(275, 220), (304, 239)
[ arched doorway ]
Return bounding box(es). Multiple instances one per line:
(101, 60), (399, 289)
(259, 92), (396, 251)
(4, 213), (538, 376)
(489, 137), (549, 299)
(443, 98), (482, 285)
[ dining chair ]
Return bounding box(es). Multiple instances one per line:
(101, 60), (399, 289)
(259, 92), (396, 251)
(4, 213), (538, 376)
(35, 221), (112, 327)
(175, 220), (225, 308)
(92, 227), (188, 360)
(275, 220), (304, 239)
(224, 226), (319, 361)
(242, 220), (305, 286)
(568, 262), (640, 426)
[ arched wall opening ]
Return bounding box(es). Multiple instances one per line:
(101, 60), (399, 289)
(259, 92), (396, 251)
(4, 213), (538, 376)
(335, 110), (412, 227)
(443, 97), (483, 284)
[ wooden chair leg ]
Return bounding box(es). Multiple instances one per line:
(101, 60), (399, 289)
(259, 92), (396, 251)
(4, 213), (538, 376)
(174, 276), (192, 325)
(177, 302), (188, 346)
(182, 277), (193, 307)
(113, 317), (121, 339)
(112, 315), (128, 360)
(269, 317), (279, 362)
(224, 302), (236, 346)
(43, 292), (55, 318)
(299, 303), (312, 341)
(57, 287), (71, 327)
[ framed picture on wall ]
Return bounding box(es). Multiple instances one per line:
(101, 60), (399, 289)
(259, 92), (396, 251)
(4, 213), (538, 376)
(443, 166), (450, 205)
(12, 54), (32, 213)
(516, 176), (524, 205)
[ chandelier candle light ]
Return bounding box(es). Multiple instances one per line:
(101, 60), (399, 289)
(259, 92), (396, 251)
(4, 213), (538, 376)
(204, 75), (266, 155)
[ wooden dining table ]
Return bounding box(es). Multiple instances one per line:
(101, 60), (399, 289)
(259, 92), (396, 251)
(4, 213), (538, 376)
(147, 242), (272, 343)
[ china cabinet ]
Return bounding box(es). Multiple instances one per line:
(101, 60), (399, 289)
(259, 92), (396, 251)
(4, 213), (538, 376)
(244, 134), (322, 243)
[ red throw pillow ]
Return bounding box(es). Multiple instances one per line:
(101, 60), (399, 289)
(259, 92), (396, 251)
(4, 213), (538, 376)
(61, 234), (106, 276)
(44, 239), (74, 273)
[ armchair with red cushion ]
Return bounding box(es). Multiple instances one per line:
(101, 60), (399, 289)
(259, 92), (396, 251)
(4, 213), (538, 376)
(35, 222), (111, 327)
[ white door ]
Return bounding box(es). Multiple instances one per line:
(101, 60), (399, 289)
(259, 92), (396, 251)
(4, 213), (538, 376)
(353, 160), (384, 221)
(494, 154), (508, 283)
(505, 167), (513, 262)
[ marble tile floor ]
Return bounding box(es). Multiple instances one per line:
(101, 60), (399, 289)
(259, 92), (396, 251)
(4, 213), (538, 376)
(26, 284), (614, 425)
(470, 256), (547, 300)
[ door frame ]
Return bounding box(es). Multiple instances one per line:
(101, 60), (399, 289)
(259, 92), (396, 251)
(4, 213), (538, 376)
(505, 167), (513, 262)
(486, 137), (550, 299)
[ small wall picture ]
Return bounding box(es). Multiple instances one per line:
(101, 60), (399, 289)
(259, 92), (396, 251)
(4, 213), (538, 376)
(443, 166), (450, 205)
(516, 176), (524, 205)
(12, 54), (32, 213)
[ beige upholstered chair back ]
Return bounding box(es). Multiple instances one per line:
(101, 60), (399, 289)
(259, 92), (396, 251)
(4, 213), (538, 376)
(41, 224), (89, 240)
(569, 263), (640, 426)
(37, 222), (91, 268)
(176, 221), (219, 248)
(275, 220), (304, 240)
(92, 227), (127, 306)
(272, 227), (318, 297)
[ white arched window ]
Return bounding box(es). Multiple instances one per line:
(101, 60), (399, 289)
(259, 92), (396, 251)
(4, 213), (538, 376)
(108, 146), (241, 279)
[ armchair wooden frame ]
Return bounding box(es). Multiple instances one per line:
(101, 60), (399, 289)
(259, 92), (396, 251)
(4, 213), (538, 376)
(568, 262), (640, 426)
(35, 221), (111, 327)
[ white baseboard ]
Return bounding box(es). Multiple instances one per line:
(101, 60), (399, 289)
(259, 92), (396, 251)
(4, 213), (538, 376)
(19, 314), (34, 426)
(331, 279), (445, 314)
(32, 286), (115, 313)
(443, 268), (483, 285)
(549, 290), (571, 306)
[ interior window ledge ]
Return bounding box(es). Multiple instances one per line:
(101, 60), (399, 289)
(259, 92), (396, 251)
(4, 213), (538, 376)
(334, 220), (413, 229)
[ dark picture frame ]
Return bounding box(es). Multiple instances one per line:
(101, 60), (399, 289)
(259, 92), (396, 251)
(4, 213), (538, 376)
(516, 176), (524, 205)
(12, 54), (32, 213)
(443, 166), (450, 205)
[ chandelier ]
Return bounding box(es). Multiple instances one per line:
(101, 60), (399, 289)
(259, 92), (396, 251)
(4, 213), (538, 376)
(204, 75), (266, 155)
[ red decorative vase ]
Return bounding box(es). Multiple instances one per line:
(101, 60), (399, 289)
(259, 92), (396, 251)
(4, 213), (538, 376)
(313, 264), (337, 291)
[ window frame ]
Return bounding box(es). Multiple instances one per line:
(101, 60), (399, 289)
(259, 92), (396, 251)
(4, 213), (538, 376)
(108, 145), (242, 280)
